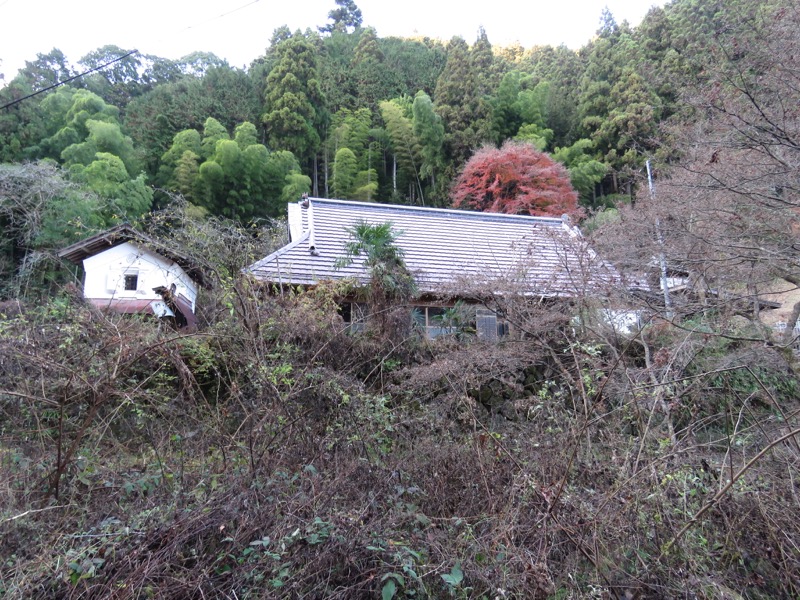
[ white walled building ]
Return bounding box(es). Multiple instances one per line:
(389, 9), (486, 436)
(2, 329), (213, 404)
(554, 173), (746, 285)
(59, 225), (204, 327)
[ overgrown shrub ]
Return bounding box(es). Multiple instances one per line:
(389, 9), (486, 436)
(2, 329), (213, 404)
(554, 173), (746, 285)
(2, 223), (799, 599)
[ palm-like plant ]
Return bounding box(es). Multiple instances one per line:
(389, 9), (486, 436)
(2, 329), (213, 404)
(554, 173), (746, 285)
(335, 220), (416, 313)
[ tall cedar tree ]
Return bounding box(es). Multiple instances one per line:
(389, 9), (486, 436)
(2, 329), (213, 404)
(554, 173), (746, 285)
(318, 0), (363, 34)
(452, 142), (582, 218)
(434, 32), (495, 172)
(262, 35), (325, 166)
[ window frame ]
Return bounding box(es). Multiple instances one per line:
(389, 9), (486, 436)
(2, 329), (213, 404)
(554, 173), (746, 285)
(123, 273), (139, 292)
(339, 301), (368, 332)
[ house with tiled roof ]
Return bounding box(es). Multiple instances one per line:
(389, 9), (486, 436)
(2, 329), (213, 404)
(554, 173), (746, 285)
(59, 225), (205, 329)
(246, 197), (619, 338)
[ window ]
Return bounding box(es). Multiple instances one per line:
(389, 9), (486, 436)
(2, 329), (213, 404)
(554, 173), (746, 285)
(427, 306), (447, 321)
(339, 302), (352, 323)
(339, 302), (367, 332)
(123, 274), (138, 291)
(412, 305), (465, 339)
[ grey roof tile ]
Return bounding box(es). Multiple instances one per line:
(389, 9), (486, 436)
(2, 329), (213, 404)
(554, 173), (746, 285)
(246, 198), (618, 297)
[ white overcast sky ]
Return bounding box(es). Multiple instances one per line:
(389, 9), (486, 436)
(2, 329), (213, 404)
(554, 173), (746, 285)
(1, 0), (664, 82)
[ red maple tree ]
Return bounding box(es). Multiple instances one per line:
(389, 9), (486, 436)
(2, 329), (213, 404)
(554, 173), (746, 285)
(451, 142), (583, 219)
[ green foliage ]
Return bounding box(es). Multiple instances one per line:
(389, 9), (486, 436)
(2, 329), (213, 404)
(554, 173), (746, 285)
(380, 98), (424, 202)
(412, 91), (445, 200)
(432, 29), (497, 178)
(488, 70), (555, 150)
(59, 119), (138, 176)
(72, 151), (129, 197)
(78, 45), (151, 108)
(158, 129), (202, 185)
(575, 22), (663, 181)
(337, 221), (405, 272)
(315, 30), (360, 113)
(335, 220), (416, 309)
(0, 162), (108, 296)
(328, 107), (372, 169)
(1, 0), (702, 208)
(353, 27), (384, 65)
(9, 87), (149, 215)
(265, 150), (308, 210)
(488, 70), (525, 144)
(434, 35), (494, 169)
(319, 0), (363, 34)
(159, 119), (304, 220)
(16, 48), (74, 90)
(171, 150), (202, 202)
(348, 28), (403, 111)
(440, 562), (464, 587)
(281, 171), (312, 208)
(70, 153), (153, 219)
(200, 117), (230, 160)
(351, 167), (378, 201)
(333, 146), (358, 198)
(262, 34), (325, 165)
(233, 121), (258, 149)
(552, 138), (608, 205)
(28, 88), (123, 163)
(380, 36), (447, 101)
(525, 45), (582, 148)
(176, 52), (229, 77)
(123, 64), (259, 176)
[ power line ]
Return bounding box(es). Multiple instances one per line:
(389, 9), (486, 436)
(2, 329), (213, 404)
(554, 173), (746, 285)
(1, 0), (262, 109)
(1, 49), (139, 110)
(175, 0), (261, 36)
(139, 0), (263, 67)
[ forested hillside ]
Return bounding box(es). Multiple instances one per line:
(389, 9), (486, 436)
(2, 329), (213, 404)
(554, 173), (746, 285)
(0, 0), (764, 219)
(2, 0), (800, 597)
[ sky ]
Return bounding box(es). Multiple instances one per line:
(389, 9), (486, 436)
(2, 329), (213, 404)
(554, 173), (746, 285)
(1, 0), (664, 82)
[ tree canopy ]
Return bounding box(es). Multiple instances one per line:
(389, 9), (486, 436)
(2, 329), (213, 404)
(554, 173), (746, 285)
(0, 0), (794, 219)
(336, 220), (416, 311)
(451, 142), (582, 218)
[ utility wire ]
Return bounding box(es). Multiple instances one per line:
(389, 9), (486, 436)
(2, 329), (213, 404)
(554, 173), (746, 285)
(1, 0), (261, 109)
(173, 0), (260, 37)
(1, 49), (139, 110)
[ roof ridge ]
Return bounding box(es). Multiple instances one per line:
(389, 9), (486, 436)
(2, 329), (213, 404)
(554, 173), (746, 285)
(307, 197), (565, 225)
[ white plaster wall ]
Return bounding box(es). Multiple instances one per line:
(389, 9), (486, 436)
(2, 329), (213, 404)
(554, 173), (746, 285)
(287, 202), (303, 241)
(82, 242), (198, 311)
